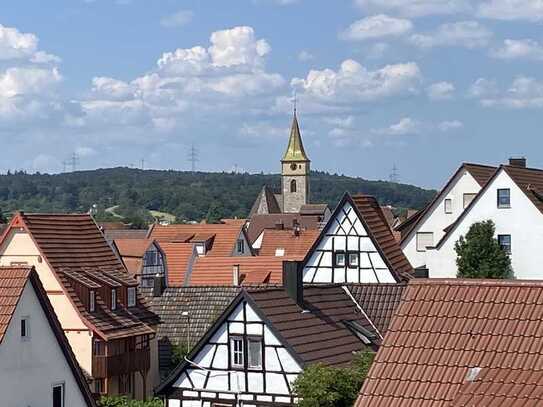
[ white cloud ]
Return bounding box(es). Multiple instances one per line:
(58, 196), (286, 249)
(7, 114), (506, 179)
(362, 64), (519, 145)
(374, 117), (421, 136)
(478, 76), (543, 109)
(160, 10), (194, 28)
(477, 0), (543, 21)
(490, 39), (543, 60)
(438, 120), (463, 131)
(289, 59), (421, 113)
(354, 0), (472, 17)
(340, 14), (413, 41)
(298, 50), (314, 61)
(427, 81), (455, 100)
(409, 21), (492, 49)
(366, 43), (389, 59)
(468, 78), (498, 98)
(0, 24), (37, 60)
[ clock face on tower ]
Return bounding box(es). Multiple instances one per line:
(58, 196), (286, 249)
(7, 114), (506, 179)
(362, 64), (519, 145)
(290, 163), (298, 170)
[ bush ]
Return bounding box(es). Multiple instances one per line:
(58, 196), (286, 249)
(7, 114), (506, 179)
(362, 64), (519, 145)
(98, 396), (163, 407)
(293, 351), (375, 407)
(455, 220), (513, 279)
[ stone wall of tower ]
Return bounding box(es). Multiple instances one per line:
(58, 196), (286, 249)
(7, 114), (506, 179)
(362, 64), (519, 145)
(282, 161), (310, 213)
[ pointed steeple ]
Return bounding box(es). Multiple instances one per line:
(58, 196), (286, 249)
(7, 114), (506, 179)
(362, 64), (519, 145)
(282, 110), (310, 162)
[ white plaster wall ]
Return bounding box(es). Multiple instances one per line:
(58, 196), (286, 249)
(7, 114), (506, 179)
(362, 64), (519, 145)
(0, 281), (89, 407)
(402, 169), (482, 268)
(303, 201), (396, 283)
(426, 170), (543, 279)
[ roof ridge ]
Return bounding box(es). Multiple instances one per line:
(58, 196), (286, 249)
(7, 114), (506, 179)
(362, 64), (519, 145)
(409, 278), (543, 287)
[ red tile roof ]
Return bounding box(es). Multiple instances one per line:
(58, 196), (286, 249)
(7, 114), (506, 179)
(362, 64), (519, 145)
(149, 222), (246, 256)
(114, 238), (153, 258)
(189, 256), (284, 285)
(159, 242), (196, 286)
(258, 229), (319, 259)
(356, 278), (543, 407)
(1, 213), (159, 340)
(0, 266), (96, 406)
(352, 195), (413, 279)
(247, 213), (323, 243)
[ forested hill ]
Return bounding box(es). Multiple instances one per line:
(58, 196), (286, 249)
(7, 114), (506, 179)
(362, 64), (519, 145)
(0, 168), (435, 223)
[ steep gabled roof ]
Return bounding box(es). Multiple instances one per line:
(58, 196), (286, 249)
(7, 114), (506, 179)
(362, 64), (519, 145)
(156, 284), (375, 395)
(355, 278), (543, 407)
(249, 186), (282, 217)
(258, 228), (319, 259)
(0, 267), (96, 406)
(149, 222), (247, 257)
(1, 213), (159, 340)
(282, 111), (309, 162)
(159, 242), (196, 286)
(396, 163), (497, 244)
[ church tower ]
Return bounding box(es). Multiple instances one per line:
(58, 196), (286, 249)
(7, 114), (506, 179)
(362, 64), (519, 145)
(281, 110), (310, 213)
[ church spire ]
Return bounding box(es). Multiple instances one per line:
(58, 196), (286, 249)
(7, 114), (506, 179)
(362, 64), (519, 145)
(282, 109), (310, 162)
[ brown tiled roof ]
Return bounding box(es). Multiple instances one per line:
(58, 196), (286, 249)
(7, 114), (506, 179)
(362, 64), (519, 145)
(189, 256), (284, 285)
(248, 285), (377, 367)
(249, 186), (282, 217)
(356, 278), (543, 407)
(0, 267), (96, 406)
(396, 163), (496, 243)
(300, 204), (329, 216)
(504, 164), (543, 214)
(347, 283), (406, 336)
(114, 238), (153, 258)
(247, 213), (323, 243)
(149, 222), (245, 257)
(258, 229), (319, 259)
(2, 213), (159, 340)
(104, 229), (149, 241)
(352, 195), (413, 279)
(159, 242), (196, 286)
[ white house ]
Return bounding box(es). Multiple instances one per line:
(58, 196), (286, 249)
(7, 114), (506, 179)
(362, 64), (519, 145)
(397, 163), (496, 270)
(302, 193), (413, 284)
(156, 263), (381, 406)
(425, 159), (543, 278)
(0, 266), (96, 407)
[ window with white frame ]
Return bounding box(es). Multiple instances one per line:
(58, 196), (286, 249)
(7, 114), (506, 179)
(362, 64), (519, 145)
(89, 290), (96, 312)
(444, 199), (453, 214)
(248, 338), (263, 369)
(348, 252), (359, 268)
(237, 239), (245, 254)
(52, 382), (65, 407)
(416, 232), (434, 252)
(230, 336), (244, 368)
(127, 287), (136, 307)
(111, 288), (117, 311)
(497, 189), (511, 208)
(21, 316), (30, 341)
(334, 251), (346, 267)
(463, 193), (477, 209)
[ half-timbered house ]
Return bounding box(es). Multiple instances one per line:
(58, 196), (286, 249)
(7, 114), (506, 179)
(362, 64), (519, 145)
(156, 262), (384, 407)
(0, 213), (160, 399)
(302, 193), (413, 284)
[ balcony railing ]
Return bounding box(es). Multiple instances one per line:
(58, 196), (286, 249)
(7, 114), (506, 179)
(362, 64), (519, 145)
(92, 348), (150, 378)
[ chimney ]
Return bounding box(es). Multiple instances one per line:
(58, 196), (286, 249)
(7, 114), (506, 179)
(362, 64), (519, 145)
(292, 219), (301, 237)
(232, 265), (240, 286)
(275, 221), (284, 230)
(282, 261), (303, 307)
(509, 157), (526, 168)
(153, 273), (165, 297)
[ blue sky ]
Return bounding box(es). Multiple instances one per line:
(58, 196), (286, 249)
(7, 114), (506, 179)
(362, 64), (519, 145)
(2, 0), (543, 188)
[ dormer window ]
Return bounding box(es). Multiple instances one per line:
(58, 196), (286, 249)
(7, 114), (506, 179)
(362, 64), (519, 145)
(127, 287), (136, 307)
(111, 289), (117, 311)
(89, 290), (96, 312)
(237, 239), (245, 254)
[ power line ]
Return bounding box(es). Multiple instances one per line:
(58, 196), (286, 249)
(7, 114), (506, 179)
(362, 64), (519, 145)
(187, 144), (199, 173)
(70, 152), (80, 172)
(389, 163), (400, 183)
(140, 158), (145, 170)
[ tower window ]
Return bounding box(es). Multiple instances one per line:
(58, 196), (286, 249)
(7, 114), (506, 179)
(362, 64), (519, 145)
(290, 179), (297, 193)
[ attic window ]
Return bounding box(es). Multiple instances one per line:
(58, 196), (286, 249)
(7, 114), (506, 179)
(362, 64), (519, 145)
(497, 189), (511, 208)
(334, 251), (346, 267)
(21, 316), (30, 341)
(89, 290), (96, 312)
(111, 289), (117, 311)
(230, 336), (244, 368)
(237, 239), (245, 254)
(444, 199), (452, 214)
(127, 287), (136, 307)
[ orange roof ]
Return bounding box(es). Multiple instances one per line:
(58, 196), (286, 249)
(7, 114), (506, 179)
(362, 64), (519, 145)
(122, 257), (143, 276)
(258, 229), (319, 259)
(114, 238), (153, 257)
(160, 242), (196, 286)
(0, 266), (31, 344)
(189, 256), (284, 285)
(149, 223), (245, 257)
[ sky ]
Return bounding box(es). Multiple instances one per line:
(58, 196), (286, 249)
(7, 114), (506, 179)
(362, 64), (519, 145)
(2, 0), (543, 188)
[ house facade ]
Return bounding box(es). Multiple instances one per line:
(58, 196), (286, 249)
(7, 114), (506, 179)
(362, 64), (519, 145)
(302, 194), (413, 284)
(0, 213), (160, 399)
(426, 162), (543, 278)
(156, 264), (383, 406)
(113, 239), (167, 288)
(0, 266), (96, 407)
(397, 163), (496, 270)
